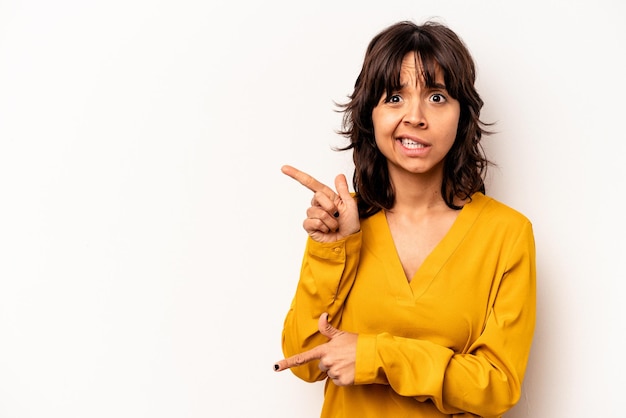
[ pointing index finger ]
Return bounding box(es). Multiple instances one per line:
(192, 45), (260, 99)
(273, 346), (323, 372)
(281, 165), (336, 199)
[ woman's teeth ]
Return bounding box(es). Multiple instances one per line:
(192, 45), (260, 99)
(400, 138), (425, 149)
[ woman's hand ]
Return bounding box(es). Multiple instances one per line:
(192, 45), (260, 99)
(281, 165), (360, 243)
(274, 313), (357, 386)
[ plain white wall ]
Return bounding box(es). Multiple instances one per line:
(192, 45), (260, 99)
(1, 1), (624, 417)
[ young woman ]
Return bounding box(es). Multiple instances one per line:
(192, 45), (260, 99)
(274, 20), (536, 418)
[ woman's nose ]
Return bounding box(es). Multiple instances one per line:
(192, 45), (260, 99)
(403, 101), (427, 128)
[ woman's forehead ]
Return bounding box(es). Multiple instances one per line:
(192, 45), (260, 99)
(398, 52), (445, 85)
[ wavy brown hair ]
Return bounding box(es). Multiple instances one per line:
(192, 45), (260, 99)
(336, 20), (493, 218)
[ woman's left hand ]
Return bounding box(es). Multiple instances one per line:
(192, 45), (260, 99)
(274, 313), (357, 386)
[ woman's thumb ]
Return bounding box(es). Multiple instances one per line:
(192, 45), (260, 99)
(318, 313), (341, 339)
(334, 174), (351, 201)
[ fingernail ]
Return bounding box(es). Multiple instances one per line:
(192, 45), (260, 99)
(274, 364), (279, 371)
(333, 211), (339, 218)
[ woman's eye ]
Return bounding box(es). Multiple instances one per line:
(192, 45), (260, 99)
(386, 94), (402, 103)
(430, 93), (446, 103)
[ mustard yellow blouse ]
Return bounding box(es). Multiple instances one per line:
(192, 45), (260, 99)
(281, 193), (536, 417)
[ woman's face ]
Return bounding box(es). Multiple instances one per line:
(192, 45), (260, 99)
(372, 52), (461, 181)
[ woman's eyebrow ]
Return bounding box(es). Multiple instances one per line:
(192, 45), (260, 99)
(398, 79), (448, 90)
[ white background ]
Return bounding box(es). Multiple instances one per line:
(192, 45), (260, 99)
(1, 1), (624, 417)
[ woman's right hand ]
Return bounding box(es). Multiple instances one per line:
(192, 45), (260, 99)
(281, 165), (360, 243)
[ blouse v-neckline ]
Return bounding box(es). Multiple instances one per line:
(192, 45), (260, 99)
(365, 193), (489, 298)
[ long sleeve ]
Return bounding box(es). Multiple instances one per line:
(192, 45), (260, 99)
(354, 220), (536, 417)
(281, 231), (362, 382)
(279, 193), (536, 418)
